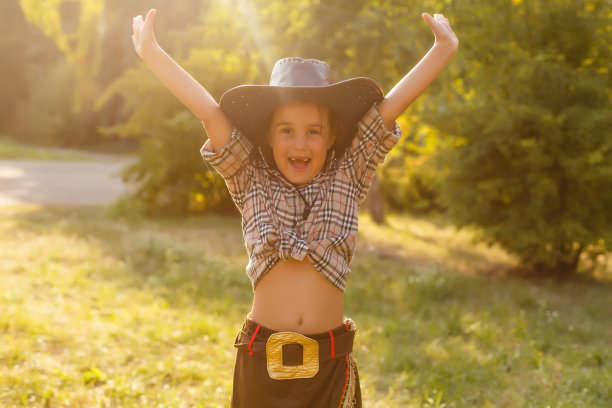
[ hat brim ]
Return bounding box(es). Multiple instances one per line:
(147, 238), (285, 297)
(219, 77), (384, 156)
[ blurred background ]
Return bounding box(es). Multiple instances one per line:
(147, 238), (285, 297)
(1, 2), (612, 406)
(1, 0), (610, 278)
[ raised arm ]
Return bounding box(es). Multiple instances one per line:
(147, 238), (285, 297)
(131, 9), (232, 151)
(378, 13), (459, 129)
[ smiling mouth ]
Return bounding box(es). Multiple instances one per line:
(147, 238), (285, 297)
(289, 157), (311, 170)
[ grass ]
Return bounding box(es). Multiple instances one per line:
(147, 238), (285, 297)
(0, 205), (610, 407)
(0, 137), (89, 161)
(0, 136), (136, 161)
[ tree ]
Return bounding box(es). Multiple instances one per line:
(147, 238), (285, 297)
(425, 0), (612, 277)
(0, 0), (29, 136)
(98, 0), (267, 214)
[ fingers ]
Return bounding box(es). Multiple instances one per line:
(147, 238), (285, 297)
(144, 8), (156, 28)
(422, 13), (438, 31)
(423, 13), (449, 23)
(423, 12), (455, 34)
(131, 9), (155, 33)
(132, 14), (143, 35)
(434, 14), (453, 32)
(422, 12), (458, 49)
(132, 14), (143, 27)
(433, 13), (448, 22)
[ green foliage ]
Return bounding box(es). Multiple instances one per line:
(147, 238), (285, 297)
(379, 111), (449, 214)
(381, 154), (446, 214)
(120, 111), (233, 215)
(98, 0), (267, 214)
(100, 60), (234, 215)
(23, 59), (96, 146)
(0, 0), (28, 135)
(423, 0), (612, 276)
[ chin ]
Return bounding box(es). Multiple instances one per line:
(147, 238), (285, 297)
(282, 162), (321, 185)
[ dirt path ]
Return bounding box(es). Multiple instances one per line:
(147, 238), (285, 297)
(0, 158), (136, 206)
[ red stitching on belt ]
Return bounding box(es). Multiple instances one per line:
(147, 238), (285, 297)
(337, 355), (350, 408)
(248, 324), (261, 356)
(328, 330), (335, 360)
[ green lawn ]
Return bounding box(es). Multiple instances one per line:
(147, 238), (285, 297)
(0, 205), (610, 407)
(0, 136), (136, 161)
(0, 137), (88, 161)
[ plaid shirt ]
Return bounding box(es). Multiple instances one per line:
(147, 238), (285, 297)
(201, 102), (401, 291)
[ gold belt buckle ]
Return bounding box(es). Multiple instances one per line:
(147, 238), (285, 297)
(266, 331), (319, 380)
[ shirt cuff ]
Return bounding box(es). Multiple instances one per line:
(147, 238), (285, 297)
(360, 102), (402, 152)
(200, 127), (253, 179)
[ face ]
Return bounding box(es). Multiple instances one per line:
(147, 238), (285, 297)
(267, 102), (335, 186)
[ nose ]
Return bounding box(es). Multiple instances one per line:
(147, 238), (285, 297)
(294, 133), (307, 149)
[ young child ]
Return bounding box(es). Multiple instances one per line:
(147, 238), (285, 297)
(132, 9), (457, 407)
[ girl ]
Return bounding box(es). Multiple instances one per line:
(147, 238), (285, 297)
(132, 8), (457, 407)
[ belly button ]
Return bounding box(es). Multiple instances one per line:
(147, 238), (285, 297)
(298, 316), (303, 326)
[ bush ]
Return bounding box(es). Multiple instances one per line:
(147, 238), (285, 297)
(423, 0), (612, 277)
(380, 154), (446, 215)
(119, 111), (234, 216)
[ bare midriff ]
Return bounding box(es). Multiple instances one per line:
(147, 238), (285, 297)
(251, 258), (344, 334)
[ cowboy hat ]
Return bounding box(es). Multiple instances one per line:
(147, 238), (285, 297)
(219, 57), (384, 156)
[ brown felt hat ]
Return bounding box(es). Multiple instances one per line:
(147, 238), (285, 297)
(219, 57), (384, 156)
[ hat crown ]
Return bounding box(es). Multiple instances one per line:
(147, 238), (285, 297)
(269, 57), (332, 87)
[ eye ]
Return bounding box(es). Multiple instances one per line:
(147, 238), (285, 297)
(279, 127), (292, 135)
(308, 128), (322, 135)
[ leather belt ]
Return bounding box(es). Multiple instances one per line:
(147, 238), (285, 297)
(235, 329), (355, 380)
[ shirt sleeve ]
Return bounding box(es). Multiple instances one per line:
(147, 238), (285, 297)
(339, 102), (402, 203)
(200, 126), (253, 209)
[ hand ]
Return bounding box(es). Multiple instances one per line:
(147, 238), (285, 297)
(422, 13), (458, 53)
(132, 8), (159, 60)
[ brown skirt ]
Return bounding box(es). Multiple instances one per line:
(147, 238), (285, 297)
(231, 315), (362, 408)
